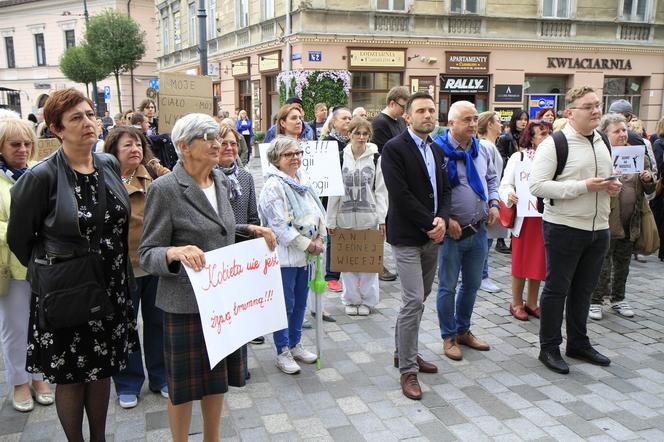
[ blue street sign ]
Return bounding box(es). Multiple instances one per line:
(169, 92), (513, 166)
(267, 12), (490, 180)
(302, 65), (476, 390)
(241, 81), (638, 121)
(103, 86), (111, 103)
(308, 51), (322, 62)
(148, 79), (159, 91)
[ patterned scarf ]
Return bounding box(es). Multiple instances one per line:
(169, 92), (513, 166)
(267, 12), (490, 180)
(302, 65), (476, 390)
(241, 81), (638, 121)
(220, 161), (242, 201)
(434, 129), (486, 201)
(329, 129), (350, 144)
(0, 158), (27, 183)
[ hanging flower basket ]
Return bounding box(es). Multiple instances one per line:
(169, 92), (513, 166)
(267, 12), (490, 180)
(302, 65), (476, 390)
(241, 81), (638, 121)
(277, 70), (351, 121)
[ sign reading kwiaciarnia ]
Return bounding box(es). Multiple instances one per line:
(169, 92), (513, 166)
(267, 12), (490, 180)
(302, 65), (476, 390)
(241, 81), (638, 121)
(158, 72), (214, 134)
(185, 239), (287, 369)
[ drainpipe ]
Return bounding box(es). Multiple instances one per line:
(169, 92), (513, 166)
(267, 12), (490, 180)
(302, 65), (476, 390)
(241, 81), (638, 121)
(127, 0), (135, 110)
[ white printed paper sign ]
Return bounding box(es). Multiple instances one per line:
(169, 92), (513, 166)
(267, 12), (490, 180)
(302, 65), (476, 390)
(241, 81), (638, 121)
(612, 146), (644, 174)
(185, 239), (287, 369)
(259, 140), (344, 196)
(515, 160), (542, 218)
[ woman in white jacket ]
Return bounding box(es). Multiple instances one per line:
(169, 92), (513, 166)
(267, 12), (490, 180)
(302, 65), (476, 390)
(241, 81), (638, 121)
(499, 120), (552, 321)
(326, 117), (388, 316)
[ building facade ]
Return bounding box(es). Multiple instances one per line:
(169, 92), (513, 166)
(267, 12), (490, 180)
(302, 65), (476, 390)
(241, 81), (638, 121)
(157, 0), (664, 132)
(0, 0), (158, 117)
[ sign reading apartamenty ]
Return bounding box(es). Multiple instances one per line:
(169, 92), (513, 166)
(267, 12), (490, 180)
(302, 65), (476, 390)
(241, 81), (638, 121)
(158, 73), (213, 134)
(446, 52), (489, 73)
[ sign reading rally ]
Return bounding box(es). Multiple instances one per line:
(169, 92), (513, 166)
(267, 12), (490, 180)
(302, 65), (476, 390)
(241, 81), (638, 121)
(259, 140), (344, 197)
(185, 239), (287, 369)
(158, 72), (213, 133)
(440, 75), (489, 94)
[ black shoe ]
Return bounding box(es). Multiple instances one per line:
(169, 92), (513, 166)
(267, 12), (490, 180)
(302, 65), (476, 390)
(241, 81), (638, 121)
(565, 346), (611, 366)
(538, 348), (569, 374)
(250, 336), (265, 345)
(495, 239), (511, 254)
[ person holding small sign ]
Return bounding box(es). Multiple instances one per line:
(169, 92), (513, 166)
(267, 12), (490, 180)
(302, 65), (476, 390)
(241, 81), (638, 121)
(258, 136), (327, 375)
(589, 113), (655, 320)
(139, 113), (275, 442)
(499, 120), (552, 321)
(326, 117), (388, 316)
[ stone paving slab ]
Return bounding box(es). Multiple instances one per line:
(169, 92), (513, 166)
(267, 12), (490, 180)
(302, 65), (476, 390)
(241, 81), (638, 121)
(2, 158), (664, 440)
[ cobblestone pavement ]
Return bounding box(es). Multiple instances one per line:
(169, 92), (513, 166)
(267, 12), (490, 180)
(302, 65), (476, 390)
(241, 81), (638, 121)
(2, 159), (664, 441)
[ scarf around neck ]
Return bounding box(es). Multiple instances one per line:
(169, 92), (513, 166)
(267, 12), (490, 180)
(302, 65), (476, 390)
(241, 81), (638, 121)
(434, 129), (487, 201)
(0, 158), (27, 183)
(330, 129), (350, 144)
(220, 161), (242, 201)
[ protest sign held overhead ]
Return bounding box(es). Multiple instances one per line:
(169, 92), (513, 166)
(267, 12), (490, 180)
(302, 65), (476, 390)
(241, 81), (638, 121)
(159, 72), (214, 134)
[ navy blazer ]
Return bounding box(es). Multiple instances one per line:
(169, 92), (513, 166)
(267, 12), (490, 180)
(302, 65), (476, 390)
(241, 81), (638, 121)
(381, 130), (451, 247)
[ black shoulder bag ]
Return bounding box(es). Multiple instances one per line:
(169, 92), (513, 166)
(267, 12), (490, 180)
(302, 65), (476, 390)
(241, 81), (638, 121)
(35, 169), (115, 330)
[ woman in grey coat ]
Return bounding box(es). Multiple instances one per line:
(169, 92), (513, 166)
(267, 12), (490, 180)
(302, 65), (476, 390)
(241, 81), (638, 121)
(138, 113), (275, 442)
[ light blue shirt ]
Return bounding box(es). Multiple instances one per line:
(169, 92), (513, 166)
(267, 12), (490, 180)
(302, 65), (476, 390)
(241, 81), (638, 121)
(408, 128), (438, 215)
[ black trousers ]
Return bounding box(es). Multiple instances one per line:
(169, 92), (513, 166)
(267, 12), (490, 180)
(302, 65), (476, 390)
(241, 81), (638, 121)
(539, 221), (610, 352)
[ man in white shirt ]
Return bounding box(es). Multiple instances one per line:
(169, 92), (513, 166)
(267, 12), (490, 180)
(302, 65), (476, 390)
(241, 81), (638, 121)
(529, 86), (622, 374)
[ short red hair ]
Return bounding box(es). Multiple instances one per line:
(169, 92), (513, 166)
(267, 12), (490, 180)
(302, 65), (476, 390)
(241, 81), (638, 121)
(43, 88), (94, 132)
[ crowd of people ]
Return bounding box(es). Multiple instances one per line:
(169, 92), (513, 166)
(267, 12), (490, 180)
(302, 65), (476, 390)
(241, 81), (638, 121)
(0, 81), (662, 439)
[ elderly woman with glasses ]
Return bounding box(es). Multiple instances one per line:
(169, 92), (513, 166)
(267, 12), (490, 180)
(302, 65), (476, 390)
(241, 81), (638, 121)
(326, 117), (387, 316)
(139, 113), (275, 441)
(258, 136), (326, 375)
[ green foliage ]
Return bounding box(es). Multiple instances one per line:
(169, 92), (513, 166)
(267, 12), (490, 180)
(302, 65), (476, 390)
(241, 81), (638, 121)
(253, 131), (265, 143)
(85, 10), (146, 111)
(279, 72), (348, 121)
(59, 45), (108, 89)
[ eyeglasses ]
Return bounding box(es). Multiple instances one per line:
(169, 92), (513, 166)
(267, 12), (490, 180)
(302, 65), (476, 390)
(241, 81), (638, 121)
(220, 141), (238, 148)
(569, 103), (602, 112)
(352, 131), (371, 138)
(7, 140), (33, 149)
(394, 101), (406, 110)
(281, 150), (304, 159)
(200, 132), (222, 144)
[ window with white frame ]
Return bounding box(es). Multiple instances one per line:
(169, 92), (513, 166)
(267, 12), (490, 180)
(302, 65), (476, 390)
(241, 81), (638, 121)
(161, 12), (169, 53)
(189, 3), (197, 46)
(237, 0), (249, 28)
(262, 0), (274, 19)
(173, 10), (181, 50)
(208, 0), (217, 39)
(377, 0), (406, 11)
(622, 0), (650, 22)
(5, 37), (15, 69)
(542, 0), (570, 18)
(64, 29), (75, 48)
(34, 33), (46, 66)
(450, 0), (479, 14)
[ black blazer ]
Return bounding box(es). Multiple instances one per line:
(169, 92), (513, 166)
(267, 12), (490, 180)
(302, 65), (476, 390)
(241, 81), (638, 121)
(381, 130), (451, 246)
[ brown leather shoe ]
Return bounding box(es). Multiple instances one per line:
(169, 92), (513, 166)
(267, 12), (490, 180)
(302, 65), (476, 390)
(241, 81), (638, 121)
(400, 373), (422, 400)
(443, 338), (462, 361)
(393, 355), (439, 373)
(456, 330), (490, 351)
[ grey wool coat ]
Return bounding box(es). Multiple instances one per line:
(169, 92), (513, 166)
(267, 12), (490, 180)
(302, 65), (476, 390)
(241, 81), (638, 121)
(139, 161), (244, 314)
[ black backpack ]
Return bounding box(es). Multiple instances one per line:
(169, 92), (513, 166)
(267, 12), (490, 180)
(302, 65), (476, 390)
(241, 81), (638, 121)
(536, 130), (611, 213)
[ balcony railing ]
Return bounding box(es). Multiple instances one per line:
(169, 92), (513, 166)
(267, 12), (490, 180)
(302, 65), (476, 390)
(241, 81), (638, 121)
(619, 23), (651, 41)
(448, 17), (482, 35)
(540, 20), (572, 38)
(374, 13), (410, 33)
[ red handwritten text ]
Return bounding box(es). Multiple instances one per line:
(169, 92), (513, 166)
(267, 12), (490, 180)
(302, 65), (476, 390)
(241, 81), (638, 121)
(210, 310), (232, 335)
(263, 254), (279, 275)
(202, 260), (244, 291)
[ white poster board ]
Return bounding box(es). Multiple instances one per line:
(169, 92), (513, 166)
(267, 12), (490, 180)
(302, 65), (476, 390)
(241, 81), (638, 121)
(259, 140), (344, 197)
(515, 160), (542, 218)
(185, 239), (287, 369)
(612, 146), (644, 174)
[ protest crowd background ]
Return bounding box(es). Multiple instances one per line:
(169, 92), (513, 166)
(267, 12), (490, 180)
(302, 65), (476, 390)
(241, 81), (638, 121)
(1, 81), (664, 441)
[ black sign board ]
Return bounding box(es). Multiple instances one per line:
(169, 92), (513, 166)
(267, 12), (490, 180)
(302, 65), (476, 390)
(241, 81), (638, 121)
(440, 75), (489, 94)
(494, 84), (523, 102)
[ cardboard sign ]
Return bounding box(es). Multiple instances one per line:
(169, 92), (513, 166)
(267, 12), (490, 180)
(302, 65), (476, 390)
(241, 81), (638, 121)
(612, 146), (644, 174)
(515, 160), (542, 218)
(329, 229), (383, 273)
(36, 138), (60, 160)
(184, 239), (288, 369)
(158, 73), (213, 134)
(259, 140), (344, 197)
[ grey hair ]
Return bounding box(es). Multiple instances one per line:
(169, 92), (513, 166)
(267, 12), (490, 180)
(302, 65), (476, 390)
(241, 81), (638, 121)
(448, 100), (475, 122)
(170, 113), (220, 160)
(330, 107), (351, 131)
(599, 113), (627, 133)
(267, 136), (299, 167)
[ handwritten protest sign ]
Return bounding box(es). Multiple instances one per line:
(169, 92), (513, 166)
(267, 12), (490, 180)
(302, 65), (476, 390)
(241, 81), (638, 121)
(159, 72), (213, 134)
(612, 146), (644, 174)
(184, 239), (287, 369)
(330, 229), (383, 273)
(259, 140), (343, 196)
(515, 160), (542, 218)
(36, 138), (60, 160)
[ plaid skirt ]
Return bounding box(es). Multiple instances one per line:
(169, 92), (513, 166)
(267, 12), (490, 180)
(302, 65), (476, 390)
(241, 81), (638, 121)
(163, 312), (247, 405)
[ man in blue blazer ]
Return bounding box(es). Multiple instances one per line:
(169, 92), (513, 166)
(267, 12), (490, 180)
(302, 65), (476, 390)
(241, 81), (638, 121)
(381, 92), (451, 400)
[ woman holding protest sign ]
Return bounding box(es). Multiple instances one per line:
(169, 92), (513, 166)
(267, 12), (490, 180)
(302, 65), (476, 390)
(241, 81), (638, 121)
(258, 136), (327, 375)
(139, 113), (275, 441)
(326, 117), (387, 316)
(589, 114), (655, 321)
(499, 119), (552, 321)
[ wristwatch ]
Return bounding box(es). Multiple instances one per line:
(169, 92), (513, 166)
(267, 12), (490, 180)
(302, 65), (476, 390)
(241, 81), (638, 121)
(489, 202), (500, 210)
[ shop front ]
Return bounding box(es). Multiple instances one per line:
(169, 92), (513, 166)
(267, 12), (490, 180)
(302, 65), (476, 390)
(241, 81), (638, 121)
(258, 50), (281, 131)
(439, 52), (490, 123)
(232, 57), (251, 117)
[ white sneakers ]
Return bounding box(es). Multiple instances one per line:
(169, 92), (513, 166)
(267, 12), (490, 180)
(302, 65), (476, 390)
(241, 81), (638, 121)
(346, 305), (371, 316)
(291, 343), (317, 364)
(611, 301), (635, 318)
(358, 305), (371, 316)
(590, 302), (635, 320)
(345, 305), (358, 316)
(480, 278), (501, 293)
(276, 347), (301, 374)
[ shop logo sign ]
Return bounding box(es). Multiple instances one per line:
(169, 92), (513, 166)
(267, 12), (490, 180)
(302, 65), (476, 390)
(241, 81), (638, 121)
(440, 75), (489, 93)
(495, 84), (523, 102)
(547, 57), (632, 70)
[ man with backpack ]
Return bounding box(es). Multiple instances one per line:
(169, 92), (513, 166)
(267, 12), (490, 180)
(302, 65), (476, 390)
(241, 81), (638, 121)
(529, 86), (622, 375)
